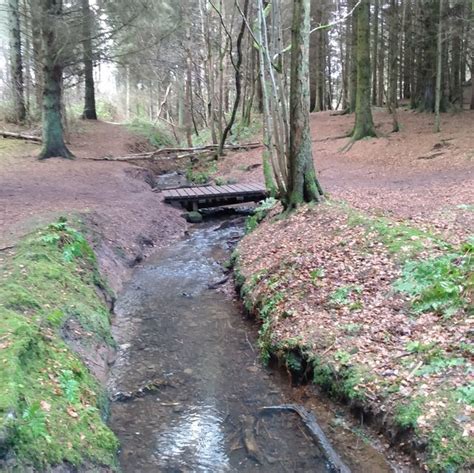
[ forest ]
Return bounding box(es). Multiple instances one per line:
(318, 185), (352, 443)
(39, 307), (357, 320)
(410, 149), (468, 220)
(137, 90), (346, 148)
(0, 0), (473, 472)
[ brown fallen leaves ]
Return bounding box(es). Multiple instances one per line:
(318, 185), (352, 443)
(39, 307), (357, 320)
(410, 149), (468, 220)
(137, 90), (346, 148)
(236, 201), (472, 468)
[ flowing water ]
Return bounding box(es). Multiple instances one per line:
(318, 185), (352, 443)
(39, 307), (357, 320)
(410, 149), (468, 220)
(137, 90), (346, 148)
(108, 217), (395, 473)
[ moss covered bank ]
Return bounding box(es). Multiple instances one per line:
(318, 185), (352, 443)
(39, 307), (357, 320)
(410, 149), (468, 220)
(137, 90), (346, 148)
(0, 219), (119, 471)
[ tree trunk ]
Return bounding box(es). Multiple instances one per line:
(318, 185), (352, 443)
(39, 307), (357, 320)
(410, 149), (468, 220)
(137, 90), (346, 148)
(81, 0), (97, 120)
(388, 0), (399, 132)
(218, 0), (249, 156)
(349, 0), (358, 113)
(8, 0), (26, 122)
(30, 0), (43, 113)
(351, 0), (376, 141)
(39, 0), (73, 160)
(372, 0), (379, 106)
(434, 0), (444, 132)
(377, 4), (385, 107)
(287, 0), (323, 208)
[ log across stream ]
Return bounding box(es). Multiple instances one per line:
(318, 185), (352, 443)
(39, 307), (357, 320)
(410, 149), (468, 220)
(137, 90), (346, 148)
(107, 215), (395, 472)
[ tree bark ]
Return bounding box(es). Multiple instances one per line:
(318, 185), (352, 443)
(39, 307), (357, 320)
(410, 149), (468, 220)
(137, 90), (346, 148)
(39, 0), (73, 160)
(287, 0), (323, 207)
(371, 0), (379, 106)
(434, 0), (444, 132)
(8, 0), (26, 122)
(351, 0), (376, 140)
(81, 0), (97, 120)
(349, 0), (358, 113)
(388, 0), (399, 132)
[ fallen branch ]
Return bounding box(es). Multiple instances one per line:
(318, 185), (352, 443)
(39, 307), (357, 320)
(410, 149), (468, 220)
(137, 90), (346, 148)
(1, 130), (42, 143)
(0, 245), (15, 252)
(90, 142), (262, 162)
(260, 404), (351, 473)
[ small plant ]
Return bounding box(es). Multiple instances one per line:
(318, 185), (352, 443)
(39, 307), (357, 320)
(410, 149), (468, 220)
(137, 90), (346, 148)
(309, 268), (325, 284)
(394, 240), (472, 317)
(59, 369), (80, 404)
(245, 197), (277, 233)
(19, 402), (50, 443)
(328, 285), (363, 306)
(395, 399), (423, 429)
(342, 323), (362, 335)
(334, 350), (351, 365)
(416, 356), (466, 376)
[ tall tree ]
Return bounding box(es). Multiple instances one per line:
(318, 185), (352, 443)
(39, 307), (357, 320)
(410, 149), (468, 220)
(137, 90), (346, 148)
(81, 0), (97, 120)
(8, 0), (26, 122)
(388, 0), (400, 132)
(434, 0), (444, 132)
(38, 0), (73, 160)
(351, 0), (376, 140)
(218, 0), (249, 156)
(287, 0), (324, 207)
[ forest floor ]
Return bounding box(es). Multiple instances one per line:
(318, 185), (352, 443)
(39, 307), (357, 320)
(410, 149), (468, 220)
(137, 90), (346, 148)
(222, 108), (473, 472)
(0, 109), (472, 471)
(219, 107), (473, 241)
(0, 120), (186, 291)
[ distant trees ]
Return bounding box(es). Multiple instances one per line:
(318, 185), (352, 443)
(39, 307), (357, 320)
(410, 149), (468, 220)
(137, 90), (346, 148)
(2, 0), (473, 160)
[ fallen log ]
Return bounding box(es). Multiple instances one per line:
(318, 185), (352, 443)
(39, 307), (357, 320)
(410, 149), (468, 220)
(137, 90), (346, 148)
(1, 130), (42, 143)
(90, 142), (262, 162)
(260, 404), (351, 473)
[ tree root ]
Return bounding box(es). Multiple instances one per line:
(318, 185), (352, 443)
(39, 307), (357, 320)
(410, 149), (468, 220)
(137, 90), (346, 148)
(260, 404), (351, 473)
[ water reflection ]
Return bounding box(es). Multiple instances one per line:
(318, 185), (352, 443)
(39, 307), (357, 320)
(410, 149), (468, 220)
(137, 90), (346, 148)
(155, 405), (230, 472)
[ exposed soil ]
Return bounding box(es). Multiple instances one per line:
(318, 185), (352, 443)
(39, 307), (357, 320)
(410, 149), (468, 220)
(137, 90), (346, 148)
(0, 120), (186, 292)
(218, 108), (474, 241)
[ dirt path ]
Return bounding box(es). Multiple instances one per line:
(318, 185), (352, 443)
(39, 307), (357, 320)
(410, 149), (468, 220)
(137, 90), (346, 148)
(219, 108), (474, 240)
(0, 120), (185, 290)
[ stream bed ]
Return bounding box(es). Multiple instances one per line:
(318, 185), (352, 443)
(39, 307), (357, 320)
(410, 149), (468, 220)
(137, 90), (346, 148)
(108, 217), (395, 473)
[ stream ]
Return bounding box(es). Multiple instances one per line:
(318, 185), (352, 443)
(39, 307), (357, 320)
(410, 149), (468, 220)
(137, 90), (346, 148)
(108, 216), (395, 473)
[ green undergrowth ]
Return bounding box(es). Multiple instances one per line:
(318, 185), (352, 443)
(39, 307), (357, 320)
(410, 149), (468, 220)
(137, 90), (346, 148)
(233, 201), (473, 471)
(186, 159), (217, 184)
(343, 203), (473, 318)
(0, 219), (118, 470)
(126, 117), (176, 148)
(190, 117), (262, 148)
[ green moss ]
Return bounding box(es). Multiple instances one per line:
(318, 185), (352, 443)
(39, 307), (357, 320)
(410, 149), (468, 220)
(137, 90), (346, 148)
(0, 220), (118, 469)
(395, 394), (474, 472)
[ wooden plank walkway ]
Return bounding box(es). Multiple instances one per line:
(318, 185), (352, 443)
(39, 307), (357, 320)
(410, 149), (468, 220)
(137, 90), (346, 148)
(162, 183), (267, 211)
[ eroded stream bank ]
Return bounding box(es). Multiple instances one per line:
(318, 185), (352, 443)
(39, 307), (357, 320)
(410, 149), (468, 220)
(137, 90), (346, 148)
(108, 217), (395, 472)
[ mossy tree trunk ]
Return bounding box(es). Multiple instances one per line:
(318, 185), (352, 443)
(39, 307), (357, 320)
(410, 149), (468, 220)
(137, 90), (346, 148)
(81, 0), (97, 120)
(351, 0), (376, 141)
(39, 0), (73, 160)
(286, 0), (323, 208)
(8, 0), (26, 123)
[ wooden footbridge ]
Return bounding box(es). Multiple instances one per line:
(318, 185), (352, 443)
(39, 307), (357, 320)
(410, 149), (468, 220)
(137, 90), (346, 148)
(162, 183), (267, 211)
